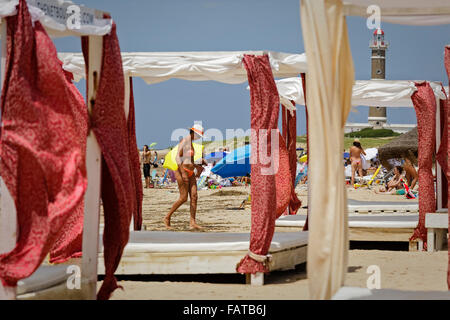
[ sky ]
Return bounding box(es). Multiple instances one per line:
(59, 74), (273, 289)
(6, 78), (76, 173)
(51, 0), (450, 149)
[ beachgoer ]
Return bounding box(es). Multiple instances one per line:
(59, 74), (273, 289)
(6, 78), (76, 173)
(141, 145), (152, 188)
(164, 124), (208, 230)
(376, 166), (404, 194)
(152, 151), (158, 168)
(403, 157), (418, 190)
(350, 139), (366, 185)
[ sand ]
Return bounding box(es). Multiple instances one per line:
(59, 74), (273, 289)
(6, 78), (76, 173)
(96, 182), (448, 300)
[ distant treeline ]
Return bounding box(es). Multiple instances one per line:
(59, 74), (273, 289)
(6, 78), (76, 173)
(345, 128), (400, 138)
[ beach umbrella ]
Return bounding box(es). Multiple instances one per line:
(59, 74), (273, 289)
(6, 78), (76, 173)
(299, 154), (307, 163)
(211, 144), (251, 178)
(204, 151), (227, 163)
(378, 127), (418, 167)
(163, 143), (204, 171)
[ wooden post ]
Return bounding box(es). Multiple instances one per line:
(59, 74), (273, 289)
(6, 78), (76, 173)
(80, 35), (103, 300)
(427, 228), (435, 252)
(0, 19), (17, 300)
(245, 272), (264, 286)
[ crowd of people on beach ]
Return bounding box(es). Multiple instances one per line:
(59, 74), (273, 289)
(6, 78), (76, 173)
(139, 130), (422, 230)
(347, 138), (419, 198)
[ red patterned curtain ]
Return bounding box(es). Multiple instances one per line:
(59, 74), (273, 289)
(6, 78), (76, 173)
(0, 0), (88, 286)
(281, 103), (302, 215)
(128, 77), (143, 231)
(410, 82), (437, 249)
(236, 54), (290, 274)
(82, 22), (140, 300)
(444, 45), (450, 290)
(436, 86), (448, 208)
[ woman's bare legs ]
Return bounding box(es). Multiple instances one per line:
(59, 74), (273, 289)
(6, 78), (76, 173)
(351, 162), (357, 185)
(188, 175), (202, 230)
(164, 169), (189, 229)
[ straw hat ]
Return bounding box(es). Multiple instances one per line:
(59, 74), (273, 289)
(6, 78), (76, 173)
(353, 138), (360, 143)
(190, 124), (204, 137)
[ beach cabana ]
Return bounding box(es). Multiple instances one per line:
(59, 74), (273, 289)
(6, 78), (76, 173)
(58, 50), (309, 285)
(0, 0), (141, 300)
(275, 77), (447, 210)
(298, 0), (450, 299)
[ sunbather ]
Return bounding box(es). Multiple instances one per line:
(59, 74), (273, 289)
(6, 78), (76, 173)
(403, 157), (418, 190)
(350, 139), (366, 185)
(375, 166), (404, 194)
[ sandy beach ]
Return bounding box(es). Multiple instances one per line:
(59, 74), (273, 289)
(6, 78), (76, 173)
(97, 183), (448, 300)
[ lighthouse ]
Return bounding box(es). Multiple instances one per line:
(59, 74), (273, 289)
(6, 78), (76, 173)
(368, 28), (389, 128)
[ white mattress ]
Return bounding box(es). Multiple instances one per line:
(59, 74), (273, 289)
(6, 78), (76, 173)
(276, 214), (418, 228)
(348, 199), (418, 212)
(333, 287), (450, 300)
(99, 231), (308, 254)
(17, 265), (69, 295)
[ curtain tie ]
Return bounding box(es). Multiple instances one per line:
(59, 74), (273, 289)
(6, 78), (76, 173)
(247, 250), (272, 267)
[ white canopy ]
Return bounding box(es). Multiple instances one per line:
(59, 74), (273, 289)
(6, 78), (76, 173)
(0, 0), (112, 37)
(275, 78), (448, 108)
(343, 0), (450, 26)
(58, 51), (308, 84)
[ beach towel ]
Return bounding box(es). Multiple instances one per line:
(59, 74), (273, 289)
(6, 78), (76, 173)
(82, 21), (139, 300)
(197, 175), (208, 189)
(162, 169), (169, 184)
(0, 0), (88, 287)
(236, 54), (290, 275)
(410, 82), (437, 249)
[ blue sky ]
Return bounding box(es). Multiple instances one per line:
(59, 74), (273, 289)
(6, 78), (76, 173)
(52, 0), (450, 149)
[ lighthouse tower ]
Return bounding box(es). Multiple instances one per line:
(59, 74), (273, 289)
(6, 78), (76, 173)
(368, 28), (389, 128)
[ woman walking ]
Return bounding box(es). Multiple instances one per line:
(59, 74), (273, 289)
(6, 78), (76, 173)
(164, 124), (207, 230)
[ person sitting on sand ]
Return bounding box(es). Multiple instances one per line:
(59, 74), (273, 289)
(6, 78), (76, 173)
(376, 166), (404, 194)
(403, 157), (418, 190)
(164, 124), (208, 230)
(350, 139), (366, 185)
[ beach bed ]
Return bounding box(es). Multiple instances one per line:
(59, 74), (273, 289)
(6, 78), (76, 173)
(97, 231), (308, 285)
(347, 199), (418, 214)
(332, 287), (450, 300)
(15, 265), (77, 300)
(426, 210), (448, 252)
(276, 214), (421, 250)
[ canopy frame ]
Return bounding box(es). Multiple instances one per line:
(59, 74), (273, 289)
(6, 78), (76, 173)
(0, 0), (110, 300)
